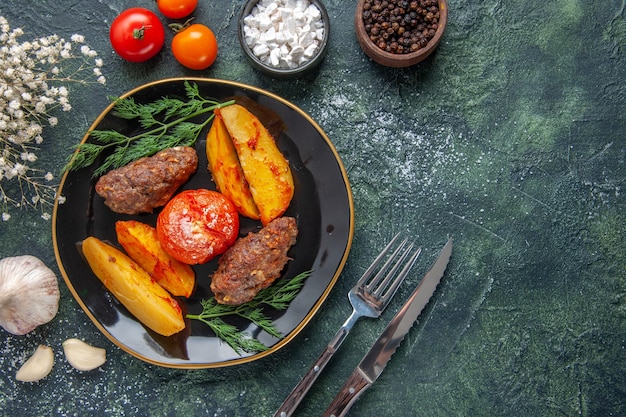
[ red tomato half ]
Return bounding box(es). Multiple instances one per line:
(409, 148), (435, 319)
(172, 23), (218, 70)
(110, 8), (165, 63)
(156, 189), (239, 265)
(157, 0), (198, 19)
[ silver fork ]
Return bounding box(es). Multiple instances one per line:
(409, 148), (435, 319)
(273, 233), (422, 417)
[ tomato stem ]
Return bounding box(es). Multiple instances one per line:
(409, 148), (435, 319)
(169, 18), (194, 33)
(132, 25), (150, 40)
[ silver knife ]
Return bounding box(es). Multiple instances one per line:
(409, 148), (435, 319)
(322, 237), (453, 417)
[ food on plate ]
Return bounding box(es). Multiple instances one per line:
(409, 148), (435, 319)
(109, 8), (165, 63)
(156, 189), (239, 265)
(215, 104), (294, 225)
(81, 237), (185, 336)
(206, 114), (260, 220)
(157, 0), (197, 19)
(210, 216), (298, 305)
(171, 23), (218, 70)
(116, 220), (195, 297)
(95, 146), (197, 214)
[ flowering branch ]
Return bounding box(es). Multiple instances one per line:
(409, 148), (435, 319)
(0, 15), (106, 221)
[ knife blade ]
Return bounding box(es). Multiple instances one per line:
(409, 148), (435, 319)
(322, 237), (453, 417)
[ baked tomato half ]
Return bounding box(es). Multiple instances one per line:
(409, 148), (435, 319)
(110, 8), (165, 62)
(171, 23), (218, 70)
(157, 0), (198, 19)
(156, 189), (239, 265)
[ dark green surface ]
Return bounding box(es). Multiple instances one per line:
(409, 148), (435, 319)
(1, 0), (624, 416)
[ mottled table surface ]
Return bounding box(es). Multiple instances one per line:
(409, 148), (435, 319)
(1, 1), (624, 416)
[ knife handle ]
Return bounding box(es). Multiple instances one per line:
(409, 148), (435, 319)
(274, 310), (360, 417)
(322, 368), (372, 417)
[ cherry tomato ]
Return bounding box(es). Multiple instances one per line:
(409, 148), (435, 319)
(157, 0), (198, 19)
(171, 23), (218, 70)
(156, 189), (239, 265)
(110, 8), (165, 63)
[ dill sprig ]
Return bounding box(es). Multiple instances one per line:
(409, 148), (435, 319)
(187, 270), (313, 354)
(64, 81), (235, 176)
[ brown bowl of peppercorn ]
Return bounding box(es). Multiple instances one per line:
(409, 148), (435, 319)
(355, 0), (448, 67)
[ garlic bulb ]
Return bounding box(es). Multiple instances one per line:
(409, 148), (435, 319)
(62, 338), (106, 371)
(0, 255), (60, 335)
(15, 344), (55, 382)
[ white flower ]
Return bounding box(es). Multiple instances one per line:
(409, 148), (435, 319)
(0, 15), (106, 220)
(20, 152), (37, 162)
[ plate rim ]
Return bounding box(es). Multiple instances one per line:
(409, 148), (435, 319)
(51, 77), (355, 368)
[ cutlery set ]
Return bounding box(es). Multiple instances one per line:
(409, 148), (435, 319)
(274, 235), (453, 417)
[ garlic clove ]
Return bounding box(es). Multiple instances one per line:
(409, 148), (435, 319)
(15, 344), (55, 382)
(62, 338), (106, 371)
(0, 255), (60, 335)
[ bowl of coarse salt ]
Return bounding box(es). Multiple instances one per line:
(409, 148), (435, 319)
(239, 0), (330, 77)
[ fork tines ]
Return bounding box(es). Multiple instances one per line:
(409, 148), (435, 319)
(357, 233), (422, 308)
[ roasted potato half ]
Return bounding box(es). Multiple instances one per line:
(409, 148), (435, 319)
(81, 236), (186, 337)
(216, 104), (294, 225)
(115, 220), (195, 298)
(206, 115), (260, 220)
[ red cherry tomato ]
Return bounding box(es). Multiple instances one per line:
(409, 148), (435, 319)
(171, 23), (218, 70)
(156, 189), (239, 265)
(109, 8), (165, 63)
(157, 0), (198, 19)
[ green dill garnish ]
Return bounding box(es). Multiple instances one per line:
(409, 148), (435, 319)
(187, 270), (313, 354)
(64, 81), (235, 176)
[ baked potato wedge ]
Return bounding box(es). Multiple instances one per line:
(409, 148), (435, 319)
(115, 220), (195, 298)
(81, 236), (186, 337)
(206, 114), (260, 220)
(216, 104), (294, 225)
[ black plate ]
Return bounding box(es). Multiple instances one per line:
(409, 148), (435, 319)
(52, 78), (354, 368)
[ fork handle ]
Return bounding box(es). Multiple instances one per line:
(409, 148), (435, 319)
(322, 368), (372, 417)
(273, 327), (350, 417)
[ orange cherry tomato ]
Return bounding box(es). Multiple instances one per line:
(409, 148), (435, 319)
(156, 189), (239, 265)
(171, 23), (218, 70)
(157, 0), (198, 19)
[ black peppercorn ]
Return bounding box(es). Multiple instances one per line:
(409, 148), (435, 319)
(362, 0), (440, 55)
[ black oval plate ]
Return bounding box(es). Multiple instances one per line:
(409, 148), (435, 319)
(52, 78), (354, 368)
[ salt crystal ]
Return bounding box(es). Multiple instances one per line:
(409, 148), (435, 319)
(290, 45), (304, 60)
(258, 15), (272, 31)
(252, 43), (270, 57)
(243, 0), (325, 69)
(270, 48), (281, 66)
(307, 4), (320, 19)
(303, 43), (318, 58)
